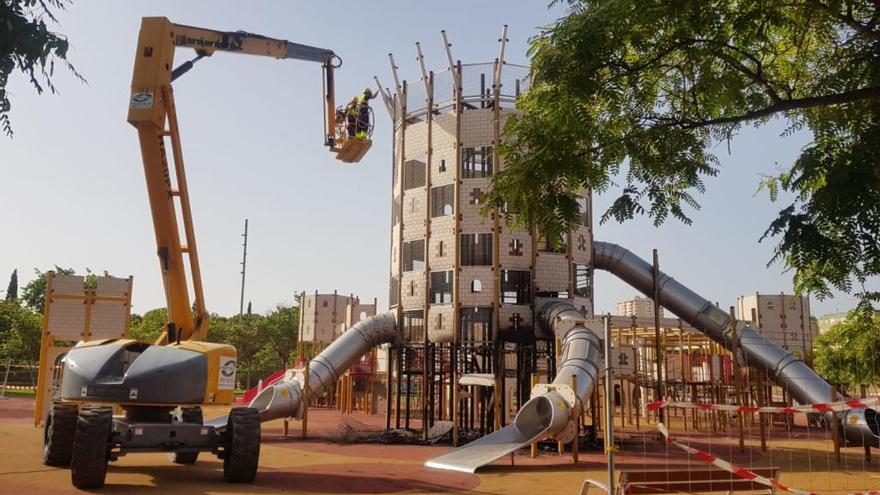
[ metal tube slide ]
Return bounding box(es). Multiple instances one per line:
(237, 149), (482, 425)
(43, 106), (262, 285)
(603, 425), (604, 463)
(593, 240), (879, 447)
(247, 312), (397, 423)
(426, 299), (602, 472)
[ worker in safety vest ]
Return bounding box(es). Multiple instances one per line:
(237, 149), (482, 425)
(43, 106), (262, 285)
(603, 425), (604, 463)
(345, 96), (359, 138)
(356, 87), (377, 139)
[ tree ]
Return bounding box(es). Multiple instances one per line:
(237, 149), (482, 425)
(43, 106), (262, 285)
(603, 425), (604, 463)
(0, 299), (42, 363)
(489, 0), (880, 302)
(257, 304), (299, 369)
(813, 302), (880, 391)
(0, 0), (85, 136)
(21, 267), (113, 312)
(128, 308), (167, 342)
(5, 269), (17, 300)
(209, 313), (267, 388)
(21, 266), (74, 311)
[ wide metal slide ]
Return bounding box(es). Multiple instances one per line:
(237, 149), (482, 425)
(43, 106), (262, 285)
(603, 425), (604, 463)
(207, 312), (398, 427)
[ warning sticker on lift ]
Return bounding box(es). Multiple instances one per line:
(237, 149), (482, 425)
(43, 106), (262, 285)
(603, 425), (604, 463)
(130, 91), (153, 109)
(218, 356), (237, 390)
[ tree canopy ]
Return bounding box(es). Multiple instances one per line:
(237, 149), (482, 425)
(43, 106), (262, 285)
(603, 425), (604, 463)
(5, 269), (17, 300)
(20, 266), (109, 311)
(489, 0), (880, 302)
(0, 298), (41, 364)
(813, 302), (880, 390)
(1, 0), (84, 136)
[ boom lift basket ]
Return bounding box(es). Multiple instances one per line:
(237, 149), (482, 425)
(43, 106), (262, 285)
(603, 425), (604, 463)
(332, 105), (373, 164)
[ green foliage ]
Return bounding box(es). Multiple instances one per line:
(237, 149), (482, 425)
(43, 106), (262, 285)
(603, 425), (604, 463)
(205, 304), (300, 381)
(0, 265), (301, 376)
(128, 303), (300, 384)
(21, 266), (73, 311)
(21, 267), (111, 312)
(257, 304), (299, 369)
(5, 269), (17, 300)
(128, 307), (167, 342)
(0, 0), (85, 136)
(813, 302), (880, 390)
(491, 0), (880, 302)
(0, 299), (41, 363)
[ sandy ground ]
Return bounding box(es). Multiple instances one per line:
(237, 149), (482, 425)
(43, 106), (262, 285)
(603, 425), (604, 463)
(1, 398), (878, 494)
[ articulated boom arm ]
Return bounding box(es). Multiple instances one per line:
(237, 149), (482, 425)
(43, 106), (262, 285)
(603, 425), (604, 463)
(127, 17), (339, 343)
(172, 23), (335, 62)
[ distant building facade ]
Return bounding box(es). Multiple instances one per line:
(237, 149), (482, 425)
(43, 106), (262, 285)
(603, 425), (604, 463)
(736, 293), (816, 359)
(817, 312), (849, 334)
(298, 291), (377, 344)
(616, 297), (656, 318)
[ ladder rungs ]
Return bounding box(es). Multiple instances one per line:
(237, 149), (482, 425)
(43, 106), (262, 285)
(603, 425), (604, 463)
(180, 246), (190, 253)
(170, 189), (181, 196)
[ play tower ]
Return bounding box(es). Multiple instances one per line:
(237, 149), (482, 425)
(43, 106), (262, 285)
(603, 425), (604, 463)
(374, 28), (594, 440)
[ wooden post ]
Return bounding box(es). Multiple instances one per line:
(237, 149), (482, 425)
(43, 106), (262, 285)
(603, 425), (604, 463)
(708, 344), (718, 433)
(632, 316), (640, 431)
(652, 249), (664, 425)
(729, 307), (745, 453)
(422, 69), (434, 443)
(679, 324), (687, 431)
(348, 373), (355, 414)
(451, 60), (462, 447)
(302, 361), (310, 439)
(530, 373), (538, 458)
(386, 346), (393, 430)
(756, 369), (767, 452)
(491, 46), (504, 429)
(396, 344), (403, 429)
(687, 334), (697, 430)
(571, 374), (579, 464)
(494, 375), (502, 432)
(342, 374), (348, 414)
(832, 386), (841, 464)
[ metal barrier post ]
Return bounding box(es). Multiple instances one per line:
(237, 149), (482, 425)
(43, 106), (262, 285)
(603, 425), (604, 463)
(0, 360), (11, 399)
(604, 315), (616, 494)
(302, 362), (310, 439)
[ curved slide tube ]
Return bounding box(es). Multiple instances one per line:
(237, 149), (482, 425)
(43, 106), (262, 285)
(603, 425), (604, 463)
(427, 239), (879, 473)
(592, 241), (879, 447)
(426, 298), (603, 473)
(207, 312), (397, 428)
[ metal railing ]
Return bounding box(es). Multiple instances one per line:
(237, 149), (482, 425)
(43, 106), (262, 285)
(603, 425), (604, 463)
(393, 62), (532, 122)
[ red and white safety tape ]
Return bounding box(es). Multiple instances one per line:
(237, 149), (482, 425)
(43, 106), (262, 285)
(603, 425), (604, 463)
(648, 395), (880, 415)
(657, 422), (833, 495)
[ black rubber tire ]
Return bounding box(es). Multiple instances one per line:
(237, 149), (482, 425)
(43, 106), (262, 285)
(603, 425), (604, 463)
(169, 407), (203, 465)
(222, 407), (261, 483)
(43, 402), (78, 467)
(70, 407), (113, 489)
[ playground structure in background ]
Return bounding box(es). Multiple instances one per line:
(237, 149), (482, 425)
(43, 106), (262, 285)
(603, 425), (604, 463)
(234, 30), (878, 488)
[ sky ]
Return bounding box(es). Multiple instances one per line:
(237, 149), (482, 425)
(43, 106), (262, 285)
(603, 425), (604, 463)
(1, 1), (873, 320)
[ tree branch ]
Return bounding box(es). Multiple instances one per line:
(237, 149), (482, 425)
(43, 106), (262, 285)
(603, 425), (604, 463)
(679, 86), (880, 129)
(714, 51), (783, 103)
(811, 0), (880, 42)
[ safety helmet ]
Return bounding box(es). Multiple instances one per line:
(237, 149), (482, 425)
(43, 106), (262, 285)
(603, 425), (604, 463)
(363, 87), (373, 96)
(351, 96), (359, 103)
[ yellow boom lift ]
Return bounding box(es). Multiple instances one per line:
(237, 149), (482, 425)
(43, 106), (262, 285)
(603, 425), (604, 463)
(41, 17), (372, 489)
